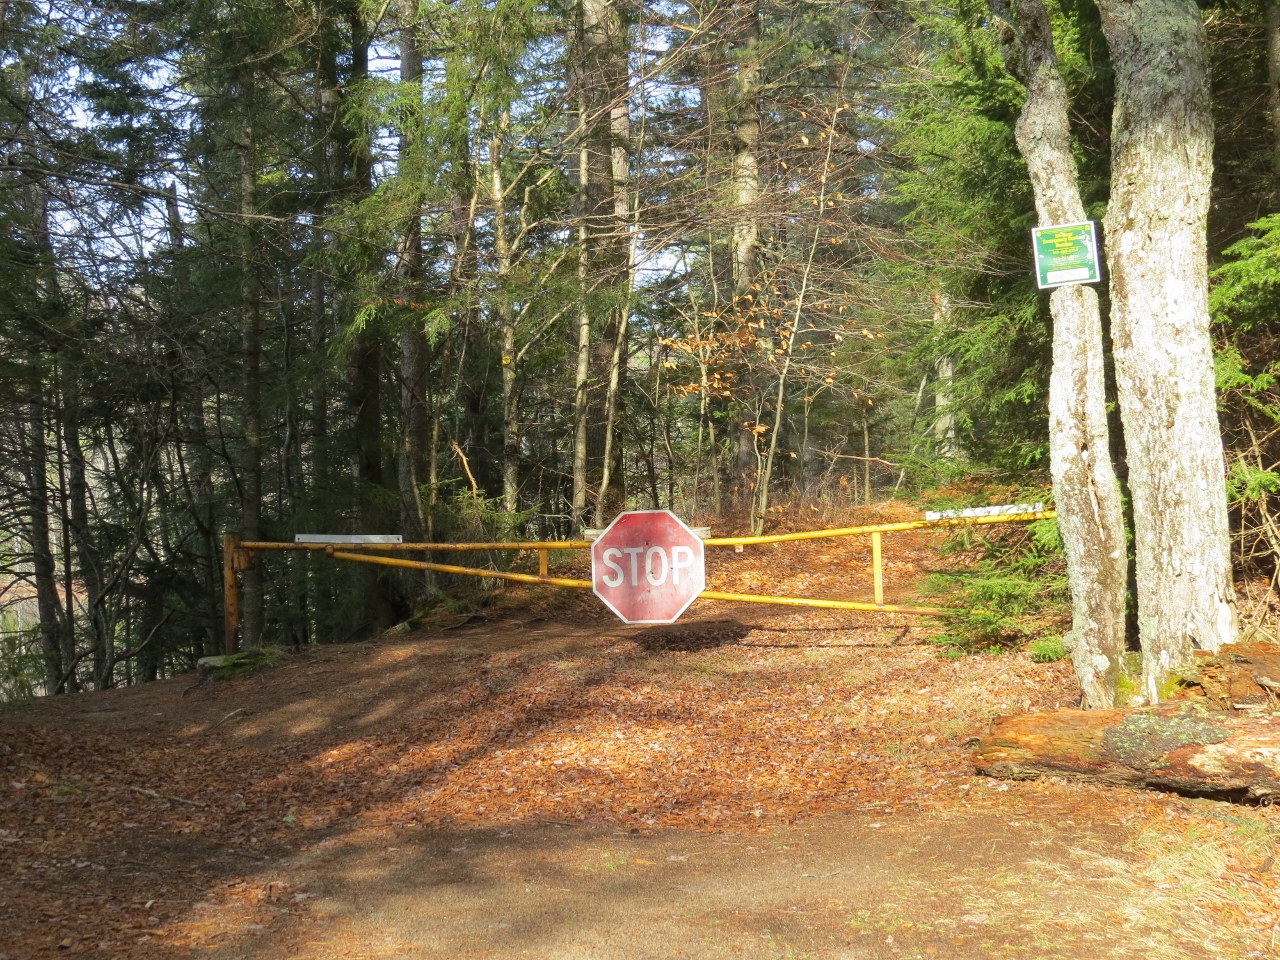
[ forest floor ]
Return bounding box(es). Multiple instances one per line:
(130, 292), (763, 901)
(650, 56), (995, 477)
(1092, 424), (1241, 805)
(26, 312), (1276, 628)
(3, 504), (1280, 960)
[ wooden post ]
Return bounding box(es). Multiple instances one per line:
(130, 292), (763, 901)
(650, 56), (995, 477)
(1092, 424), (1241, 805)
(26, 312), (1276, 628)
(871, 531), (883, 606)
(223, 533), (240, 655)
(538, 548), (549, 579)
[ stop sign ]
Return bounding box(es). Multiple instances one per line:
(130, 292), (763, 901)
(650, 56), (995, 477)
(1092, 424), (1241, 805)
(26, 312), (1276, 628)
(591, 510), (706, 624)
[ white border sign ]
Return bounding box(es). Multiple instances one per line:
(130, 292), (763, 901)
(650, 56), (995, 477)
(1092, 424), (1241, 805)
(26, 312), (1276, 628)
(1032, 221), (1100, 289)
(590, 510), (706, 624)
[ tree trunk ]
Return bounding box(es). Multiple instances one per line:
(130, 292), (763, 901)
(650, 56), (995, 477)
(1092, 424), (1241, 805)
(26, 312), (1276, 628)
(991, 0), (1129, 708)
(695, 338), (724, 519)
(491, 112), (523, 517)
(352, 330), (394, 626)
(708, 413), (723, 518)
(597, 49), (634, 525)
(174, 403), (218, 660)
(1095, 0), (1238, 700)
(732, 0), (768, 532)
(399, 341), (430, 536)
(730, 0), (761, 299)
(862, 418), (871, 506)
(975, 706), (1280, 800)
(308, 44), (340, 644)
(427, 404), (441, 540)
(239, 125), (265, 651)
(576, 0), (630, 528)
(1268, 2), (1280, 174)
(54, 414), (77, 688)
(931, 294), (957, 459)
(26, 182), (95, 688)
(572, 269), (591, 528)
(61, 388), (109, 686)
(397, 0), (432, 551)
(570, 76), (592, 530)
(23, 405), (63, 693)
(592, 303), (629, 526)
(349, 14), (397, 633)
(501, 317), (521, 517)
(164, 182), (218, 660)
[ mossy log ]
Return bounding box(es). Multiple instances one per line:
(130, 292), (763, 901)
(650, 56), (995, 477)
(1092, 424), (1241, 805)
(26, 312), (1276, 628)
(974, 705), (1280, 799)
(196, 649), (281, 683)
(975, 642), (1280, 800)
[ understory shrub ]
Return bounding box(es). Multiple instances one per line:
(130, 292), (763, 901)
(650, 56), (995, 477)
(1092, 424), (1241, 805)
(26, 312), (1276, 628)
(925, 494), (1069, 655)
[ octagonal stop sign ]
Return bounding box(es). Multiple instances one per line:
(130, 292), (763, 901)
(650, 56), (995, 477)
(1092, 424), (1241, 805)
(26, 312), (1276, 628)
(591, 510), (706, 624)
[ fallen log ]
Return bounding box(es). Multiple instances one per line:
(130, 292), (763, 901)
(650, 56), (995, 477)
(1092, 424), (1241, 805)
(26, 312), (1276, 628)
(975, 705), (1280, 799)
(975, 641), (1280, 800)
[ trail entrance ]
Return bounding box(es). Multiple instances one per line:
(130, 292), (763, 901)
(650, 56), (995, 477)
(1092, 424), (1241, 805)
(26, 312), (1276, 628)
(221, 505), (1054, 654)
(0, 509), (1264, 958)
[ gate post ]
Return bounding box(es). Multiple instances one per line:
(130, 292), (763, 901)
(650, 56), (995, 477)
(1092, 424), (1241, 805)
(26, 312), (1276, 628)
(871, 532), (884, 606)
(222, 533), (240, 655)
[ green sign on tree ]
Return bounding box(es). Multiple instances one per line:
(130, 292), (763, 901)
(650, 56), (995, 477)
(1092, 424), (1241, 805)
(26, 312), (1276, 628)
(1032, 221), (1100, 289)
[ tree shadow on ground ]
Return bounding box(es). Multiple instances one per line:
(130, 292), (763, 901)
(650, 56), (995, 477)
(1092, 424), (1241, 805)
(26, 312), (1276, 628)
(629, 619), (751, 652)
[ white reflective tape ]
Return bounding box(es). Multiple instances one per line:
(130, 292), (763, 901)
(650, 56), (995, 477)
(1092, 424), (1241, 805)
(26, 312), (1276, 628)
(925, 502), (1045, 522)
(294, 534), (404, 544)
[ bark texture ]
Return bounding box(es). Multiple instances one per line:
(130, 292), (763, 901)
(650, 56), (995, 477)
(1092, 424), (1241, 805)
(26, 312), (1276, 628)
(1169, 636), (1280, 706)
(931, 294), (957, 459)
(490, 111), (522, 515)
(729, 0), (761, 298)
(975, 705), (1280, 800)
(1095, 0), (1238, 697)
(239, 126), (265, 652)
(992, 0), (1128, 708)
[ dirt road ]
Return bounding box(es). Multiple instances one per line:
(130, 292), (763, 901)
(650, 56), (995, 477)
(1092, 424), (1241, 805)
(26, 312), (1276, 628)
(223, 799), (1208, 960)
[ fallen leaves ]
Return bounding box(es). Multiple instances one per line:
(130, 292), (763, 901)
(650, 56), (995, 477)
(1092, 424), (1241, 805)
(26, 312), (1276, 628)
(2, 502), (1276, 956)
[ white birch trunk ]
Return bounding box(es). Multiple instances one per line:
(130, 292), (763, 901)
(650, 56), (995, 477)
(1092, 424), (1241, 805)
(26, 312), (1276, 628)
(1095, 0), (1239, 700)
(991, 0), (1130, 707)
(571, 122), (591, 529)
